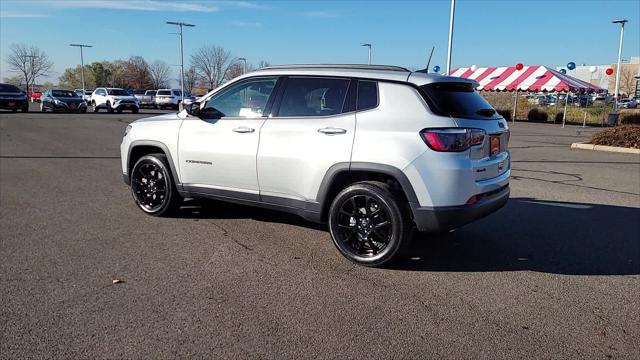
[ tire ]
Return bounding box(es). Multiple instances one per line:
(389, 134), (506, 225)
(21, 107), (29, 113)
(12, 108), (17, 113)
(92, 101), (99, 112)
(117, 108), (122, 113)
(132, 108), (139, 114)
(159, 105), (164, 110)
(81, 107), (87, 113)
(328, 181), (412, 267)
(130, 153), (181, 216)
(106, 102), (114, 113)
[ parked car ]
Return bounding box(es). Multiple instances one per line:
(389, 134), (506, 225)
(91, 87), (139, 113)
(572, 94), (592, 107)
(154, 88), (195, 110)
(133, 89), (157, 108)
(74, 89), (94, 103)
(120, 64), (510, 266)
(0, 83), (29, 112)
(618, 98), (637, 109)
(40, 89), (87, 113)
(28, 91), (42, 103)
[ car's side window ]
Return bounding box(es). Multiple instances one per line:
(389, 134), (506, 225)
(357, 80), (378, 111)
(202, 77), (278, 119)
(276, 77), (350, 117)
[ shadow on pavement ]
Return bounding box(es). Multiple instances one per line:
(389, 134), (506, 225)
(176, 197), (640, 276)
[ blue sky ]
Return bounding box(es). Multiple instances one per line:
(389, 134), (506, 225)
(1, 0), (639, 83)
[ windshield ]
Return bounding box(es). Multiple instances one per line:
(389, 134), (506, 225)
(133, 89), (146, 95)
(107, 89), (129, 96)
(52, 90), (78, 98)
(0, 84), (22, 93)
(145, 90), (157, 96)
(420, 82), (500, 120)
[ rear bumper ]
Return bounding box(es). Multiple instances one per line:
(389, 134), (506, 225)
(0, 99), (28, 109)
(411, 185), (509, 232)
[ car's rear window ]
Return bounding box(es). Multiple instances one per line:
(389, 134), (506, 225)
(157, 90), (171, 95)
(107, 89), (128, 95)
(420, 82), (500, 119)
(0, 84), (21, 93)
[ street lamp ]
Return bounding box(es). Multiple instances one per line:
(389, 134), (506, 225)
(238, 57), (247, 74)
(612, 19), (627, 112)
(446, 0), (456, 75)
(361, 43), (372, 65)
(166, 21), (195, 107)
(70, 44), (92, 102)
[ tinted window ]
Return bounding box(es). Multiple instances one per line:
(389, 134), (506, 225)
(107, 89), (128, 95)
(420, 82), (499, 119)
(146, 90), (157, 96)
(357, 80), (378, 111)
(133, 89), (146, 95)
(156, 90), (171, 95)
(278, 77), (349, 117)
(203, 77), (277, 118)
(52, 90), (77, 97)
(0, 84), (21, 93)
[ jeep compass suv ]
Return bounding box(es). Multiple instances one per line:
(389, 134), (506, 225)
(121, 65), (510, 266)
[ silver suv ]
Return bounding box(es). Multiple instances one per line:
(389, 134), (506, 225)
(121, 65), (510, 266)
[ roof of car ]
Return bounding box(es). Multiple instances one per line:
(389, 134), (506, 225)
(247, 64), (478, 87)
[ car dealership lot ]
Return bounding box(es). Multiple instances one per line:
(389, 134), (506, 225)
(1, 108), (638, 358)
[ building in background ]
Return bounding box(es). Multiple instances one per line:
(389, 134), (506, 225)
(558, 56), (640, 96)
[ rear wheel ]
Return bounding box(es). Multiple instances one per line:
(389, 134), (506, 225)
(130, 154), (181, 216)
(328, 181), (412, 267)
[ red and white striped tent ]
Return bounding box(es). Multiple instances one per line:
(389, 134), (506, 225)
(450, 65), (602, 93)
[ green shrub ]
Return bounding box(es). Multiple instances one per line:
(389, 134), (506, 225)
(527, 108), (548, 122)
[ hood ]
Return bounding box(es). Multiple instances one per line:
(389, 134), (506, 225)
(132, 112), (181, 125)
(109, 95), (136, 101)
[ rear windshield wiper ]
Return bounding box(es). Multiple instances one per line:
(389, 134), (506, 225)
(475, 108), (496, 117)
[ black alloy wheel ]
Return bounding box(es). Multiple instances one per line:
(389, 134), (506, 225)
(130, 154), (180, 216)
(328, 181), (412, 267)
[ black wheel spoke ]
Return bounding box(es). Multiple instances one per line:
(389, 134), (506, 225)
(132, 160), (168, 213)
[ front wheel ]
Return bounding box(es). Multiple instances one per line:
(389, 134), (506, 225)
(107, 102), (114, 113)
(130, 154), (181, 216)
(92, 101), (99, 112)
(328, 181), (412, 267)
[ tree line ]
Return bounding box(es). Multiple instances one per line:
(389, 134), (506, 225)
(4, 43), (270, 94)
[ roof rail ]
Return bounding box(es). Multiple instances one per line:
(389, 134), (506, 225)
(256, 64), (410, 72)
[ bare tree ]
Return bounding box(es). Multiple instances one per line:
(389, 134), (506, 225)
(126, 56), (152, 89)
(190, 45), (234, 89)
(105, 60), (128, 88)
(184, 66), (198, 94)
(149, 60), (172, 89)
(619, 66), (638, 96)
(6, 43), (53, 92)
(257, 60), (271, 69)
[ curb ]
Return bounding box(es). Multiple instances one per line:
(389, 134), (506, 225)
(570, 142), (640, 154)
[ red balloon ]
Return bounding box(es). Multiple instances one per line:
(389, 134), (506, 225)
(605, 68), (614, 75)
(515, 63), (524, 70)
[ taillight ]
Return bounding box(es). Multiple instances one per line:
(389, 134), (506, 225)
(420, 128), (486, 152)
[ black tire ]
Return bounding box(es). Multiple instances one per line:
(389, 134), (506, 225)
(92, 101), (99, 112)
(107, 102), (114, 113)
(328, 181), (412, 267)
(130, 153), (181, 216)
(12, 108), (17, 113)
(21, 107), (29, 113)
(159, 105), (164, 110)
(132, 108), (139, 114)
(117, 108), (122, 113)
(81, 107), (87, 113)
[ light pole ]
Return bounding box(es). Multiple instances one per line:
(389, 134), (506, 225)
(446, 0), (456, 75)
(166, 21), (195, 106)
(70, 44), (92, 101)
(238, 57), (247, 74)
(612, 19), (627, 112)
(361, 43), (371, 65)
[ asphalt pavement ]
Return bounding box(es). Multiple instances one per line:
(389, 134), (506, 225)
(1, 105), (639, 359)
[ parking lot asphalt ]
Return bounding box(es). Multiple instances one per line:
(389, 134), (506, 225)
(1, 105), (639, 359)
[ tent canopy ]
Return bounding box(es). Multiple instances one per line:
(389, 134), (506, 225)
(450, 65), (603, 93)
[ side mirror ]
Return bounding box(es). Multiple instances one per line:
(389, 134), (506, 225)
(185, 101), (201, 117)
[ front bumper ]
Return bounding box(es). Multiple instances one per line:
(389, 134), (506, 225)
(411, 185), (509, 232)
(53, 102), (86, 111)
(114, 102), (139, 110)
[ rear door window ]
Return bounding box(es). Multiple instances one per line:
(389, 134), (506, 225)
(277, 77), (350, 117)
(420, 82), (499, 119)
(157, 90), (171, 96)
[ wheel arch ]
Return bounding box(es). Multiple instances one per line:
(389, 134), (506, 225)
(317, 162), (419, 221)
(127, 140), (181, 188)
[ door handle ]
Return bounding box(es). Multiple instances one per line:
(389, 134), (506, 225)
(232, 127), (255, 133)
(318, 127), (347, 135)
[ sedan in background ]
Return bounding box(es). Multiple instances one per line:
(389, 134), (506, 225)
(0, 83), (29, 112)
(40, 89), (87, 112)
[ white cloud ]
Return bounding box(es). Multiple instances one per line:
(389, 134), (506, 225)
(50, 0), (219, 12)
(0, 11), (50, 18)
(226, 1), (267, 9)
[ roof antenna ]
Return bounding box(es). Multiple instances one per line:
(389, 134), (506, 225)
(425, 46), (435, 73)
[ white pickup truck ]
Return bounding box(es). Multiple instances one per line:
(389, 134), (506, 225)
(133, 89), (157, 108)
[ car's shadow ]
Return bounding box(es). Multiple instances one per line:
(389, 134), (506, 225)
(173, 197), (640, 276)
